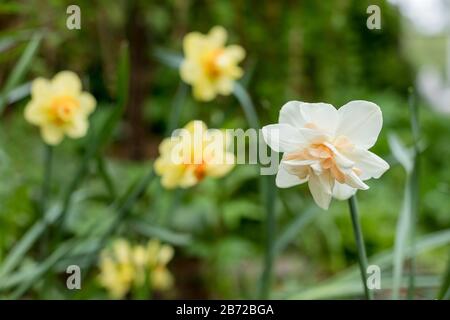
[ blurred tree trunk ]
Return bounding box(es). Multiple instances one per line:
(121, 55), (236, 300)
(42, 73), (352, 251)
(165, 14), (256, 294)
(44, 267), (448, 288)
(125, 0), (152, 160)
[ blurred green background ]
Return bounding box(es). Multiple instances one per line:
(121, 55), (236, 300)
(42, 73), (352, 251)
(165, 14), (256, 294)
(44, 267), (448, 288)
(0, 0), (449, 299)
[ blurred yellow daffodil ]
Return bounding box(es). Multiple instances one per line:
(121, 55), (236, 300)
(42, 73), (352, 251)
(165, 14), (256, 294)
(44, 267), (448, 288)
(24, 71), (96, 145)
(154, 120), (235, 189)
(98, 239), (175, 299)
(180, 26), (245, 101)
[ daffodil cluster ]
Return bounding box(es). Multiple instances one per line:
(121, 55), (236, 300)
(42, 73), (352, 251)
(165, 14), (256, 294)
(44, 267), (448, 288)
(98, 239), (174, 299)
(155, 120), (235, 189)
(24, 71), (96, 145)
(180, 26), (245, 101)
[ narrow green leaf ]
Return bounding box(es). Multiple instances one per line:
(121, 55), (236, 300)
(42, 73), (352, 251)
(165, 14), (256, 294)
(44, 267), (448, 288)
(392, 177), (412, 299)
(388, 133), (413, 173)
(437, 250), (450, 300)
(131, 219), (192, 246)
(9, 241), (74, 298)
(274, 206), (316, 255)
(0, 32), (42, 114)
(233, 82), (260, 129)
(288, 276), (441, 300)
(0, 205), (60, 279)
(287, 229), (450, 299)
(153, 47), (183, 69)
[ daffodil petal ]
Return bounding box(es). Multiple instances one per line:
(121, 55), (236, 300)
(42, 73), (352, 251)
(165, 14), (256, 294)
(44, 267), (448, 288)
(31, 78), (52, 101)
(41, 125), (64, 145)
(349, 148), (390, 180)
(206, 152), (235, 177)
(308, 172), (333, 210)
(79, 92), (96, 114)
(183, 32), (207, 58)
(208, 26), (227, 48)
(279, 101), (339, 134)
(66, 115), (88, 138)
(24, 101), (46, 124)
(224, 45), (245, 62)
(51, 71), (82, 95)
(336, 100), (382, 149)
(276, 164), (307, 188)
(345, 170), (369, 190)
(262, 124), (305, 153)
(332, 182), (357, 200)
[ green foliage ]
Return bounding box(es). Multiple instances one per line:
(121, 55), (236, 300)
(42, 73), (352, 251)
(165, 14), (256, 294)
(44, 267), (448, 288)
(0, 0), (448, 300)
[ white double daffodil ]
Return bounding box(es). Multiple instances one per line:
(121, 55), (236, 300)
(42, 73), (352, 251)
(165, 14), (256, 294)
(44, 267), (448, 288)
(262, 100), (390, 210)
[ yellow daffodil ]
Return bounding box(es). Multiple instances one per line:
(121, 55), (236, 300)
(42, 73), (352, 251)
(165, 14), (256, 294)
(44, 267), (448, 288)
(180, 26), (245, 101)
(263, 100), (390, 210)
(98, 239), (175, 299)
(154, 120), (235, 189)
(24, 71), (96, 145)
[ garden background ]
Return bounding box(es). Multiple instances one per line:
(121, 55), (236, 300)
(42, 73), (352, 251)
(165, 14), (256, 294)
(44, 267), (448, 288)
(0, 0), (449, 299)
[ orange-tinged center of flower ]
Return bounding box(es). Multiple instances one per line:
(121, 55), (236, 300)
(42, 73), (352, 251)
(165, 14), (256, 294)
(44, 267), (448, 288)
(203, 49), (224, 79)
(285, 142), (354, 183)
(48, 95), (79, 126)
(194, 163), (207, 180)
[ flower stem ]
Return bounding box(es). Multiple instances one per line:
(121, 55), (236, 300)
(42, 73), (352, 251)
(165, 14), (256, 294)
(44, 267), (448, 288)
(39, 144), (53, 257)
(407, 87), (420, 299)
(40, 144), (53, 216)
(348, 195), (373, 300)
(258, 175), (276, 299)
(233, 82), (276, 299)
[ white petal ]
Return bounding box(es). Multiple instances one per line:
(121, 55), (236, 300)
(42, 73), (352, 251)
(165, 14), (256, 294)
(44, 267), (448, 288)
(276, 165), (307, 188)
(308, 172), (333, 210)
(336, 100), (382, 149)
(279, 101), (339, 134)
(349, 148), (390, 180)
(332, 183), (357, 200)
(262, 124), (305, 153)
(323, 142), (354, 169)
(345, 170), (369, 190)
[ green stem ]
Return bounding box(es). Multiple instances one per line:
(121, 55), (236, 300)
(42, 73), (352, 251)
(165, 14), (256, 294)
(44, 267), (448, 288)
(166, 82), (188, 135)
(348, 195), (373, 300)
(408, 88), (420, 299)
(233, 83), (276, 299)
(258, 175), (276, 299)
(39, 144), (53, 258)
(438, 250), (450, 299)
(39, 144), (53, 215)
(96, 156), (116, 200)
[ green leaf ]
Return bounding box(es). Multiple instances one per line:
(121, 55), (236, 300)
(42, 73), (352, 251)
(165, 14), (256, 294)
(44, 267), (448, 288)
(0, 205), (60, 279)
(153, 47), (183, 69)
(233, 82), (260, 129)
(9, 241), (74, 298)
(0, 32), (42, 114)
(274, 205), (317, 255)
(388, 133), (413, 173)
(287, 276), (441, 300)
(3, 82), (31, 105)
(131, 219), (192, 246)
(287, 229), (450, 299)
(392, 176), (412, 299)
(437, 250), (450, 300)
